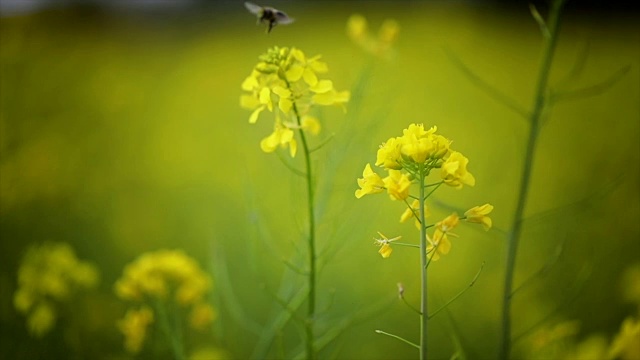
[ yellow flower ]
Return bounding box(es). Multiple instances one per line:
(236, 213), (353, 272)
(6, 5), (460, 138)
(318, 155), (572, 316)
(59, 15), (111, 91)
(441, 151), (476, 189)
(383, 170), (412, 201)
(118, 306), (154, 354)
(189, 303), (217, 331)
(355, 163), (385, 199)
(346, 14), (368, 42)
(27, 302), (55, 337)
(464, 204), (493, 230)
(14, 242), (99, 338)
(260, 125), (297, 157)
(376, 137), (403, 170)
(374, 232), (401, 258)
(114, 249), (212, 305)
(301, 116), (321, 135)
(241, 46), (350, 157)
(436, 213), (459, 233)
(427, 229), (452, 261)
(346, 14), (400, 60)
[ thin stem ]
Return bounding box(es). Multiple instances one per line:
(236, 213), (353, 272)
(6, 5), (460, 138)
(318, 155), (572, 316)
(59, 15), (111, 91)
(290, 90), (317, 360)
(154, 300), (185, 360)
(375, 330), (420, 350)
(499, 1), (566, 359)
(428, 262), (484, 319)
(418, 164), (428, 360)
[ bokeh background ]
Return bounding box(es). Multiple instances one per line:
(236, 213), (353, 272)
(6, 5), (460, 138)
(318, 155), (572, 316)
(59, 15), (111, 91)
(1, 1), (639, 359)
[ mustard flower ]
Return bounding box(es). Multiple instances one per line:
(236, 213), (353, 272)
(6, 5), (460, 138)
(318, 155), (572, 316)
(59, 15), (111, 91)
(115, 249), (217, 354)
(13, 242), (99, 338)
(260, 124), (297, 157)
(441, 151), (476, 189)
(383, 170), (412, 201)
(117, 306), (154, 354)
(376, 137), (403, 170)
(241, 46), (350, 157)
(427, 229), (452, 261)
(464, 203), (493, 230)
(346, 14), (400, 60)
(374, 232), (401, 258)
(400, 199), (419, 223)
(436, 212), (460, 233)
(355, 163), (385, 198)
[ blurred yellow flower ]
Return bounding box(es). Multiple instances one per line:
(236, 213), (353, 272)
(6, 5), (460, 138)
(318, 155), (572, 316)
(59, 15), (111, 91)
(117, 306), (154, 354)
(441, 151), (476, 189)
(355, 163), (385, 199)
(115, 249), (217, 354)
(464, 204), (493, 230)
(13, 242), (99, 338)
(189, 303), (217, 331)
(27, 302), (56, 337)
(301, 115), (321, 135)
(346, 14), (400, 60)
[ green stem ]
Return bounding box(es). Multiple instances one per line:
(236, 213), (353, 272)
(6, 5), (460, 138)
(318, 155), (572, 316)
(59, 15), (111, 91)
(418, 164), (428, 360)
(290, 96), (317, 360)
(155, 300), (185, 360)
(499, 1), (566, 359)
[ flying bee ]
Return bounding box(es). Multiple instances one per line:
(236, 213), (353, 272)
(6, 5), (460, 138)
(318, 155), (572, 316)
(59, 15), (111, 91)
(244, 2), (294, 33)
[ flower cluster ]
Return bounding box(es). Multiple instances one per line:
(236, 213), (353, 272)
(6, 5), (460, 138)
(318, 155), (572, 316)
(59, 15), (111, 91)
(356, 123), (492, 259)
(13, 242), (99, 337)
(346, 14), (400, 59)
(240, 46), (350, 157)
(114, 249), (216, 354)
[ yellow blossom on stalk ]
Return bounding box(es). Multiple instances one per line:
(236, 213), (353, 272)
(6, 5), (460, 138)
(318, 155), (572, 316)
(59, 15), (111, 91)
(376, 137), (403, 170)
(401, 199), (422, 223)
(441, 151), (476, 189)
(355, 163), (385, 198)
(427, 229), (452, 261)
(464, 204), (493, 230)
(260, 125), (297, 157)
(13, 242), (99, 338)
(437, 213), (460, 233)
(374, 232), (401, 258)
(346, 14), (400, 60)
(114, 249), (217, 353)
(383, 170), (412, 201)
(240, 46), (349, 157)
(118, 306), (154, 354)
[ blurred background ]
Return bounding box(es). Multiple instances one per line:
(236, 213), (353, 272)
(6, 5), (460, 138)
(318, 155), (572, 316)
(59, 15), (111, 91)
(1, 1), (639, 359)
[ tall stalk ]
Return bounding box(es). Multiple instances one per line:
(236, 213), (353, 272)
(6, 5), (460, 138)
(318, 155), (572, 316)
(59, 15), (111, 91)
(499, 1), (566, 358)
(291, 98), (317, 360)
(418, 165), (428, 360)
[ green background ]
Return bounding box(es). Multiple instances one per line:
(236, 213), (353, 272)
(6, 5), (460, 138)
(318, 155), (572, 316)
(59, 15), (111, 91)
(1, 2), (639, 359)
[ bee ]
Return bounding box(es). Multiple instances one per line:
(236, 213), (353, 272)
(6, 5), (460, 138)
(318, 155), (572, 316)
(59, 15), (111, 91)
(244, 2), (294, 33)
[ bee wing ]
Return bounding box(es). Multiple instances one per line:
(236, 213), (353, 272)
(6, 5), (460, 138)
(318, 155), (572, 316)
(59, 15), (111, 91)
(244, 2), (262, 15)
(274, 11), (294, 25)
